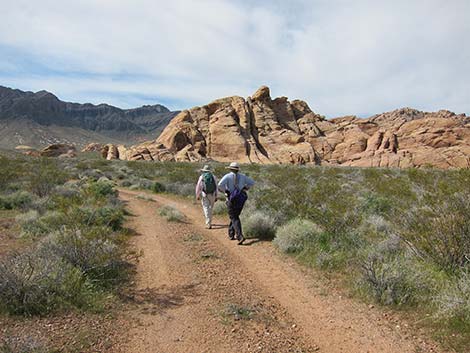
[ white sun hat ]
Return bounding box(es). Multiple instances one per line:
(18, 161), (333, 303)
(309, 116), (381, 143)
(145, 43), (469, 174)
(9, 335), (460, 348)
(226, 162), (240, 170)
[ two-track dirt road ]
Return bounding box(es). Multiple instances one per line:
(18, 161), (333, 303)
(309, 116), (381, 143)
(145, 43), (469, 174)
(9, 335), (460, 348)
(117, 189), (442, 353)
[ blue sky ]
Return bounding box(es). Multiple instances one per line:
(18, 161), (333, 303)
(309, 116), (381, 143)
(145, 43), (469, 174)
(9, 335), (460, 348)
(1, 0), (469, 117)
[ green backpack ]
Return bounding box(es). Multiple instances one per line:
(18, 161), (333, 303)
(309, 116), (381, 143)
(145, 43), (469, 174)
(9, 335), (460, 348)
(202, 172), (216, 194)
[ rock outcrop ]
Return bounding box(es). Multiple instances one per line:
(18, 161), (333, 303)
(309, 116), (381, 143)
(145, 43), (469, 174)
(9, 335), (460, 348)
(82, 143), (104, 153)
(101, 87), (470, 169)
(40, 144), (77, 158)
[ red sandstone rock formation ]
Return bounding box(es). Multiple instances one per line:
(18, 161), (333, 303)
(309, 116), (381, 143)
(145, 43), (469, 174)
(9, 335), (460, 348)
(101, 87), (470, 169)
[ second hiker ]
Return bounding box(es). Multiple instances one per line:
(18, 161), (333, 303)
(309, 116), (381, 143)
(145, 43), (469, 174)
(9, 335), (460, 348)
(218, 162), (255, 245)
(195, 165), (218, 229)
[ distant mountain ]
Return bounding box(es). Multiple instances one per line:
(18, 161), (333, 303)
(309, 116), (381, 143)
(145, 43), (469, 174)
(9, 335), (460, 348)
(0, 86), (179, 149)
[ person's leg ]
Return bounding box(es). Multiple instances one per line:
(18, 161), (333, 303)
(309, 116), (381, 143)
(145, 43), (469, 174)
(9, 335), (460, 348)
(206, 193), (215, 228)
(226, 200), (236, 239)
(233, 206), (244, 243)
(201, 195), (211, 227)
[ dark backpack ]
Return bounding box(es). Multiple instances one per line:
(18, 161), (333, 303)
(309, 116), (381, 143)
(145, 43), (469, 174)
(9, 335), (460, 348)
(202, 172), (216, 194)
(229, 187), (247, 209)
(228, 173), (248, 208)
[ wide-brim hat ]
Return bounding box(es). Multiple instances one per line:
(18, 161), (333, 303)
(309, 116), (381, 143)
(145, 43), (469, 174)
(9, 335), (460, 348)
(226, 162), (240, 170)
(200, 165), (212, 172)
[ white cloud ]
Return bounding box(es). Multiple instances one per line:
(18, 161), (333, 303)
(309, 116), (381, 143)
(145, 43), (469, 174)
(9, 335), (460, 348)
(0, 0), (469, 116)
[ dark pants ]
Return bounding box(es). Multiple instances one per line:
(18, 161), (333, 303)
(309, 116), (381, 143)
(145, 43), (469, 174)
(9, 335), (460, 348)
(227, 200), (244, 240)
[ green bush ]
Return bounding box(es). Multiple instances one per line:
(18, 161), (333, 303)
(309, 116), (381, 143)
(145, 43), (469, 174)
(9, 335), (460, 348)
(360, 253), (423, 306)
(77, 206), (124, 231)
(152, 182), (166, 193)
(273, 219), (323, 253)
(400, 192), (470, 271)
(243, 211), (276, 239)
(0, 157), (26, 191)
(0, 252), (94, 315)
(159, 206), (185, 222)
(86, 180), (117, 199)
(41, 227), (126, 285)
(212, 201), (227, 215)
(436, 270), (470, 321)
(0, 191), (33, 210)
(29, 159), (68, 197)
(16, 210), (68, 238)
(360, 193), (392, 216)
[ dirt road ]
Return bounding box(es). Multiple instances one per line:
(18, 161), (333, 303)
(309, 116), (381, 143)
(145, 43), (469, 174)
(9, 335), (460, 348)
(118, 189), (442, 353)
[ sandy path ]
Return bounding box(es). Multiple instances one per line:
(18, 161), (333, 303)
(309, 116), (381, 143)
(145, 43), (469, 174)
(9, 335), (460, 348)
(118, 189), (443, 353)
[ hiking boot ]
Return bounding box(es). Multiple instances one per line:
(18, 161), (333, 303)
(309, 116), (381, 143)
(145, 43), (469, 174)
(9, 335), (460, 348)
(237, 236), (245, 245)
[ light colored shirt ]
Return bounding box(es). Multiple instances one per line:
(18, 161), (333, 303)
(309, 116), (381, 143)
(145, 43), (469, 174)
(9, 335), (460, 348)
(218, 172), (255, 194)
(195, 173), (218, 198)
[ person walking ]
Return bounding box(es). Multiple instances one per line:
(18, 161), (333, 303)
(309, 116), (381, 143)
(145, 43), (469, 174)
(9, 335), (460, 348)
(195, 165), (218, 229)
(218, 162), (255, 245)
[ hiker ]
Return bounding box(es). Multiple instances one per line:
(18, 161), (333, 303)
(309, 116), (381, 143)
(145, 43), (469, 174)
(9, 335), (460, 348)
(218, 162), (255, 245)
(195, 165), (218, 229)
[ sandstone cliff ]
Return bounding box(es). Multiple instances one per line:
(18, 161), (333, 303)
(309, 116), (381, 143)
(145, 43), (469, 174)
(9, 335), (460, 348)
(99, 86), (470, 169)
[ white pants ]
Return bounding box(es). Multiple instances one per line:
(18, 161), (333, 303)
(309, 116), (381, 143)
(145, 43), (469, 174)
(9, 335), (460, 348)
(201, 192), (216, 226)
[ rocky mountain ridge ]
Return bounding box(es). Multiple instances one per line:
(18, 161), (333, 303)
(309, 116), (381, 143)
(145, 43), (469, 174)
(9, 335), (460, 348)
(0, 86), (179, 148)
(100, 86), (470, 169)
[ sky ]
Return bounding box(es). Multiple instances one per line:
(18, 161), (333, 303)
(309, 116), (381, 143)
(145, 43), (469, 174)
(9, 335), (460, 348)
(0, 0), (469, 117)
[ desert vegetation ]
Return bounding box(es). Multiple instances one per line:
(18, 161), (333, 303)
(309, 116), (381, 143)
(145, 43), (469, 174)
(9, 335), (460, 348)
(0, 153), (133, 350)
(2, 151), (470, 351)
(110, 158), (470, 350)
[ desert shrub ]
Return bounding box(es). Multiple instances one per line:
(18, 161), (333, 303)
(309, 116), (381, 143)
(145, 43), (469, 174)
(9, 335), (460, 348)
(17, 209), (70, 239)
(28, 159), (68, 197)
(85, 180), (117, 199)
(0, 191), (33, 210)
(28, 197), (52, 214)
(159, 206), (184, 222)
(75, 157), (111, 171)
(165, 182), (194, 197)
(92, 206), (124, 231)
(16, 211), (44, 238)
(212, 201), (227, 215)
(360, 214), (392, 235)
(128, 178), (154, 190)
(136, 193), (155, 202)
(400, 192), (470, 271)
(360, 193), (392, 216)
(0, 157), (26, 191)
(152, 182), (166, 193)
(62, 205), (124, 232)
(119, 179), (132, 187)
(358, 236), (430, 306)
(274, 219), (323, 253)
(53, 185), (80, 199)
(0, 251), (93, 315)
(243, 211), (276, 239)
(436, 270), (470, 321)
(40, 227), (126, 285)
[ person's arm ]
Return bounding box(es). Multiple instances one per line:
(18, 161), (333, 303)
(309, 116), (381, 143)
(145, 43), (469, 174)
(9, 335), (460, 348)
(195, 176), (203, 199)
(218, 174), (228, 193)
(243, 175), (255, 190)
